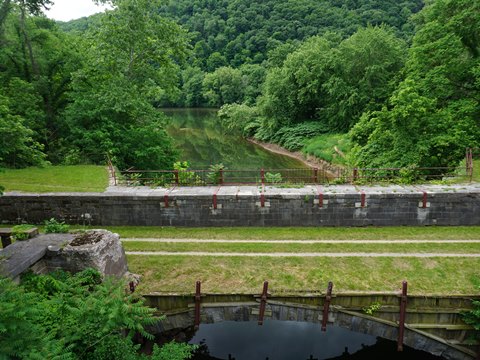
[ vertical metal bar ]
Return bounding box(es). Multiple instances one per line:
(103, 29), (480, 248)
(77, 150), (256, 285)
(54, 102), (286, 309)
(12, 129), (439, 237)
(353, 168), (358, 182)
(258, 281), (269, 325)
(321, 281), (333, 331)
(261, 184), (265, 208)
(317, 186), (323, 208)
(194, 281), (201, 329)
(397, 281), (408, 352)
(361, 191), (366, 208)
(422, 191), (428, 209)
(219, 168), (224, 185)
(313, 168), (318, 184)
(466, 148), (470, 174)
(164, 194), (169, 208)
(261, 168), (265, 185)
(174, 170), (179, 186)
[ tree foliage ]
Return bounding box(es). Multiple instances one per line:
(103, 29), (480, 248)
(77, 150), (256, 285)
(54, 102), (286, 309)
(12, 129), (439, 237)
(64, 0), (188, 169)
(0, 269), (194, 360)
(350, 0), (480, 168)
(154, 0), (422, 71)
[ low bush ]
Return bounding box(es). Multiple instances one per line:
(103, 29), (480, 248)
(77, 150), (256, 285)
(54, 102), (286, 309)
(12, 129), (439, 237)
(44, 218), (70, 233)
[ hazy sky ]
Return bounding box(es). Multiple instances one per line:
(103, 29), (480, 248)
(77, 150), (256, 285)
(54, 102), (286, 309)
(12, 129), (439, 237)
(45, 0), (111, 22)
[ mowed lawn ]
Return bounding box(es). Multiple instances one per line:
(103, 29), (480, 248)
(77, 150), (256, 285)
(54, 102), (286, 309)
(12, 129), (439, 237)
(0, 165), (109, 192)
(107, 226), (480, 295)
(127, 255), (480, 295)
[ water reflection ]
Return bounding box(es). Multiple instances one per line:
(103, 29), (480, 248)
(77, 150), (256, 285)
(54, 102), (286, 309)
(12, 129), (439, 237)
(188, 321), (445, 360)
(162, 108), (307, 169)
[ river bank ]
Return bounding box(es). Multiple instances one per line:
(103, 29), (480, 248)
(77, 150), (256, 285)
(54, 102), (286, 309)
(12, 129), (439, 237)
(247, 138), (343, 177)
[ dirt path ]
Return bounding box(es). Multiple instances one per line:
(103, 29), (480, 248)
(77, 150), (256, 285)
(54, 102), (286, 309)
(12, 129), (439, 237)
(247, 138), (342, 177)
(122, 238), (480, 244)
(125, 251), (480, 257)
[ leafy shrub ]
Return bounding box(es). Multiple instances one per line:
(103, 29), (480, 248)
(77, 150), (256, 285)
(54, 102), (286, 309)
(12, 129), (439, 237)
(174, 161), (203, 186)
(44, 218), (70, 233)
(218, 103), (259, 137)
(271, 122), (330, 151)
(11, 224), (35, 241)
(207, 163), (225, 185)
(303, 133), (351, 165)
(0, 269), (196, 359)
(363, 302), (382, 315)
(265, 172), (282, 184)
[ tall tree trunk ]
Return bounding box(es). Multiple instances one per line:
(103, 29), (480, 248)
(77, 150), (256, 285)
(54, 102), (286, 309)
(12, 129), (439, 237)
(19, 1), (39, 78)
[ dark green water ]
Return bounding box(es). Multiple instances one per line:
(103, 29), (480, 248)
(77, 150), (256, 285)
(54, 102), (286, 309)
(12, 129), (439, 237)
(188, 321), (446, 360)
(162, 109), (307, 169)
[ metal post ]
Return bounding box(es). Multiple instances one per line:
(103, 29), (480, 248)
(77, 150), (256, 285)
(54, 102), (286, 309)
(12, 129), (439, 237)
(174, 170), (179, 186)
(466, 148), (470, 174)
(321, 281), (333, 331)
(361, 191), (366, 208)
(219, 168), (224, 185)
(313, 168), (318, 184)
(397, 281), (408, 352)
(164, 194), (169, 208)
(353, 168), (358, 182)
(194, 281), (202, 329)
(261, 168), (265, 185)
(261, 184), (265, 208)
(258, 281), (269, 325)
(422, 191), (428, 209)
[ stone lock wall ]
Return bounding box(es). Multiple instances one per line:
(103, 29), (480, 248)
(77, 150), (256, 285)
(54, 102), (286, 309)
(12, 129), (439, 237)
(1, 185), (479, 226)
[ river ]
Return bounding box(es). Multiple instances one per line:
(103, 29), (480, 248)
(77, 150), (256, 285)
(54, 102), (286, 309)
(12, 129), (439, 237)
(162, 108), (307, 170)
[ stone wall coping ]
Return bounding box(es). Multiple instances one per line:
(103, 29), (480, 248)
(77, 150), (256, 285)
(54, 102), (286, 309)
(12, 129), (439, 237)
(2, 183), (479, 198)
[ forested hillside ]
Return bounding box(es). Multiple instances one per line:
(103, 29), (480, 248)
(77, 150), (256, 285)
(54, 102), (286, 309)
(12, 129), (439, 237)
(216, 0), (480, 170)
(1, 0), (478, 173)
(157, 0), (423, 70)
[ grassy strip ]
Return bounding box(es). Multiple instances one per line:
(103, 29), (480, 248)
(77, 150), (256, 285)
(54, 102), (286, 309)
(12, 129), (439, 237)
(127, 255), (480, 295)
(94, 226), (480, 240)
(0, 165), (108, 193)
(122, 241), (480, 254)
(473, 160), (480, 182)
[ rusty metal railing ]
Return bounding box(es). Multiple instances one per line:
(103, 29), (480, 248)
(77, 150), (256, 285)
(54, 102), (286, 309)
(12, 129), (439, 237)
(115, 165), (471, 187)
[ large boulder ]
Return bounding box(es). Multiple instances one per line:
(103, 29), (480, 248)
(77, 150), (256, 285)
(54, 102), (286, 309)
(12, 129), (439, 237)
(44, 230), (128, 278)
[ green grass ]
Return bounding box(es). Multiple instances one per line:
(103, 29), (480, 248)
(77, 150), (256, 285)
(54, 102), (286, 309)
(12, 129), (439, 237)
(473, 160), (480, 182)
(122, 240), (480, 253)
(127, 255), (480, 295)
(0, 165), (108, 193)
(302, 133), (351, 166)
(93, 226), (480, 240)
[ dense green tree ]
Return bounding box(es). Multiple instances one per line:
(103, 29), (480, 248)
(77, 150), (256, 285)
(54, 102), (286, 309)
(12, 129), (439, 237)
(0, 6), (81, 162)
(350, 0), (480, 169)
(65, 0), (189, 169)
(180, 66), (207, 107)
(202, 66), (244, 107)
(0, 94), (46, 167)
(322, 26), (407, 130)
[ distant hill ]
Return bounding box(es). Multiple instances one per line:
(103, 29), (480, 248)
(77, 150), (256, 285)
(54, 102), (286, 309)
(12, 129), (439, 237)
(157, 0), (424, 69)
(59, 0), (424, 70)
(57, 13), (103, 33)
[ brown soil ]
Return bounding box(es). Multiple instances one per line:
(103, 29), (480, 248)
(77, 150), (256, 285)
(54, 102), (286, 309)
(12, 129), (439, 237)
(70, 231), (104, 246)
(247, 139), (343, 178)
